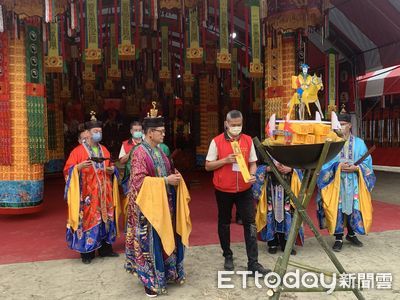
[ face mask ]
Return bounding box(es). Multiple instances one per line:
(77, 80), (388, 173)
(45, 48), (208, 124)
(92, 132), (102, 143)
(132, 131), (143, 139)
(228, 126), (242, 136)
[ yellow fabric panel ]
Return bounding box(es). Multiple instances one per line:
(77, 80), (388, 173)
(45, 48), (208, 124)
(357, 169), (373, 234)
(67, 166), (80, 231)
(290, 170), (302, 208)
(136, 177), (175, 256)
(255, 183), (267, 232)
(320, 166), (342, 235)
(176, 179), (192, 247)
(112, 175), (121, 236)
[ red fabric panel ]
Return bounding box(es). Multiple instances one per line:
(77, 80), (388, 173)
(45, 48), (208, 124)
(372, 147), (400, 167)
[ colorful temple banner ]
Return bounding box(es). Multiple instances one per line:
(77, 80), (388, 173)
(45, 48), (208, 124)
(249, 1), (263, 78)
(159, 25), (170, 81)
(25, 19), (46, 164)
(328, 51), (337, 115)
(108, 23), (121, 80)
(229, 47), (240, 105)
(118, 0), (135, 61)
(0, 32), (11, 165)
(217, 0), (231, 69)
(84, 0), (101, 64)
(187, 8), (203, 64)
(44, 21), (63, 73)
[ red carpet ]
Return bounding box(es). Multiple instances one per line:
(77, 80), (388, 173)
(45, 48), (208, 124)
(1, 171), (399, 265)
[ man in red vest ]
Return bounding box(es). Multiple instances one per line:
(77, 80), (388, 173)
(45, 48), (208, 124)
(119, 121), (143, 164)
(205, 110), (270, 275)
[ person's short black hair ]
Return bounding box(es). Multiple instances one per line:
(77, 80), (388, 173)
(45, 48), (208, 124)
(77, 129), (87, 141)
(130, 121), (142, 129)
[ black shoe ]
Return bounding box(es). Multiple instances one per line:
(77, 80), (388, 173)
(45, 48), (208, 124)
(236, 218), (243, 225)
(144, 286), (157, 298)
(224, 256), (234, 271)
(100, 251), (120, 257)
(248, 262), (271, 276)
(332, 240), (343, 252)
(268, 246), (278, 254)
(346, 235), (363, 247)
(290, 249), (297, 256)
(81, 252), (93, 264)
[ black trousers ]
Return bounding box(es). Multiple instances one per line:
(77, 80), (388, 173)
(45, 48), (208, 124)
(215, 188), (258, 267)
(334, 214), (355, 240)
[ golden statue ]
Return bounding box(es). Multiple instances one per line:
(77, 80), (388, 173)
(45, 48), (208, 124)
(288, 64), (324, 120)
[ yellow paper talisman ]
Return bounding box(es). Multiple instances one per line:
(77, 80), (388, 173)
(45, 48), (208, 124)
(231, 141), (251, 183)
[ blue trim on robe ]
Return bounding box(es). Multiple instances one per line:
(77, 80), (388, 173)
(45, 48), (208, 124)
(316, 136), (376, 235)
(66, 220), (117, 253)
(252, 165), (304, 246)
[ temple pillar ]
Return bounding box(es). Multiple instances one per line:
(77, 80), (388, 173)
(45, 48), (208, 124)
(0, 35), (45, 214)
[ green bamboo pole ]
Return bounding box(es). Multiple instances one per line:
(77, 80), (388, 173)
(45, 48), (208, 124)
(253, 138), (365, 300)
(287, 260), (336, 277)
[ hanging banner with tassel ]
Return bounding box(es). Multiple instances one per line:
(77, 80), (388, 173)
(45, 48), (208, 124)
(25, 18), (46, 164)
(108, 23), (121, 80)
(45, 0), (53, 23)
(217, 0), (231, 69)
(119, 0), (135, 61)
(0, 31), (11, 165)
(328, 51), (337, 115)
(84, 0), (101, 64)
(159, 25), (170, 81)
(187, 8), (203, 64)
(249, 0), (263, 78)
(44, 20), (63, 73)
(229, 47), (240, 107)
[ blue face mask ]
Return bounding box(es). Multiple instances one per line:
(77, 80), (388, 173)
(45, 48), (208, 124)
(92, 132), (102, 143)
(132, 131), (143, 139)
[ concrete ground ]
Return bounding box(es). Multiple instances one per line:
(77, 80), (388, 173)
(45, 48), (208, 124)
(1, 171), (399, 300)
(1, 232), (399, 300)
(372, 171), (400, 205)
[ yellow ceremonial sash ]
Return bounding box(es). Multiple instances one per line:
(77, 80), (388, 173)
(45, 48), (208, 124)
(176, 179), (192, 247)
(357, 168), (373, 234)
(321, 166), (342, 235)
(321, 166), (373, 235)
(67, 166), (81, 231)
(135, 177), (192, 255)
(255, 183), (267, 232)
(230, 140), (251, 183)
(290, 170), (302, 208)
(112, 174), (121, 236)
(136, 177), (174, 255)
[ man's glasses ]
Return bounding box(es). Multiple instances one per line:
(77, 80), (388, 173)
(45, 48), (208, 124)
(152, 129), (166, 134)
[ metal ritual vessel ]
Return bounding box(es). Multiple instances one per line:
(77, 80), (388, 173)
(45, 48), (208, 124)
(253, 137), (365, 300)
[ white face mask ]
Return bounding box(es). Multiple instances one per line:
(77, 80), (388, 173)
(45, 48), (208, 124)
(228, 126), (242, 136)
